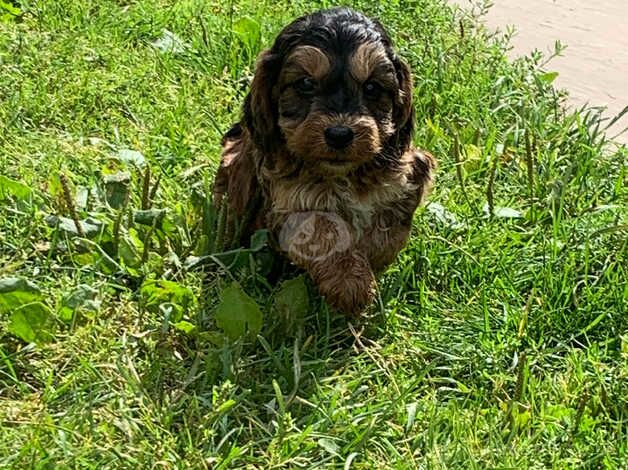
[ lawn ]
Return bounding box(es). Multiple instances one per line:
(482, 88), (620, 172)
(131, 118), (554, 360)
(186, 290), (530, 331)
(0, 0), (626, 468)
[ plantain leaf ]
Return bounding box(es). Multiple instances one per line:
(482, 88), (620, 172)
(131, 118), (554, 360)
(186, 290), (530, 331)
(103, 172), (130, 209)
(273, 275), (309, 326)
(116, 148), (145, 167)
(0, 278), (42, 314)
(214, 283), (262, 340)
(59, 284), (100, 322)
(45, 215), (103, 238)
(8, 303), (55, 343)
(134, 209), (166, 227)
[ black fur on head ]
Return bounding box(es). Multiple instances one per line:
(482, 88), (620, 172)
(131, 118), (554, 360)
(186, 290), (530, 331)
(243, 7), (415, 170)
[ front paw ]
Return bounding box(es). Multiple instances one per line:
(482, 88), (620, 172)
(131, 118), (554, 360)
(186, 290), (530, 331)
(313, 253), (376, 316)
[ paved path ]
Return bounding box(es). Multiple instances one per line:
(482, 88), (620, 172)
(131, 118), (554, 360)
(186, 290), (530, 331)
(451, 0), (628, 144)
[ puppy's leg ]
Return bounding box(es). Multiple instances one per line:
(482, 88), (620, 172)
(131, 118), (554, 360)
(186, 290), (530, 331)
(360, 216), (413, 273)
(273, 211), (375, 315)
(362, 149), (437, 272)
(310, 251), (375, 315)
(213, 124), (263, 246)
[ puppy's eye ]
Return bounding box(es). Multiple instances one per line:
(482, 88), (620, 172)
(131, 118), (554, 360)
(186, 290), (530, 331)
(294, 77), (316, 95)
(363, 81), (383, 99)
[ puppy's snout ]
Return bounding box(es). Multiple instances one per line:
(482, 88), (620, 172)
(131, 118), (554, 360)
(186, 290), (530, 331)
(324, 126), (354, 149)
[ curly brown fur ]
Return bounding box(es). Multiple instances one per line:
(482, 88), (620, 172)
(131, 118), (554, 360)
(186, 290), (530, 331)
(213, 7), (436, 315)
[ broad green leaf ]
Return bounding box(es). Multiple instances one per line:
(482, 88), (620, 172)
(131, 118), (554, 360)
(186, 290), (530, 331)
(426, 202), (463, 230)
(140, 279), (195, 322)
(483, 203), (523, 219)
(233, 16), (261, 49)
(173, 320), (196, 335)
(59, 284), (100, 322)
(250, 229), (269, 251)
(134, 209), (166, 227)
(118, 235), (142, 268)
(8, 302), (54, 343)
(0, 278), (42, 314)
(73, 239), (121, 274)
(151, 30), (187, 54)
(462, 144), (483, 172)
(273, 276), (309, 324)
(47, 173), (63, 200)
(45, 215), (104, 238)
(0, 175), (31, 200)
(104, 172), (130, 209)
(214, 283), (262, 340)
(116, 149), (145, 167)
(539, 71), (559, 84)
(318, 438), (340, 456)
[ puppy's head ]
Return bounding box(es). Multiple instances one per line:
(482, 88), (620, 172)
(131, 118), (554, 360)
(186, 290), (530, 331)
(243, 8), (414, 175)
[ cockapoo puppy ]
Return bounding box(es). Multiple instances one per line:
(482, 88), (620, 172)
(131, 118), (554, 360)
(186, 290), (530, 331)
(213, 7), (436, 315)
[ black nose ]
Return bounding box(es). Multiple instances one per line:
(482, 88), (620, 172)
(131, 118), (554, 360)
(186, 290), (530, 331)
(324, 126), (354, 149)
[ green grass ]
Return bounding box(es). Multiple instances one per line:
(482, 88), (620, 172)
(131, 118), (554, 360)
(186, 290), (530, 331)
(1, 0), (626, 467)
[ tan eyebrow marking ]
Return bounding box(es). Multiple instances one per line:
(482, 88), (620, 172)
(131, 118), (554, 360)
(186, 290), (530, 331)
(282, 46), (331, 81)
(349, 42), (394, 84)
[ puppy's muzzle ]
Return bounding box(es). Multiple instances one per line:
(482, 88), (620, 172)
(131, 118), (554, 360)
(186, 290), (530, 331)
(324, 126), (354, 149)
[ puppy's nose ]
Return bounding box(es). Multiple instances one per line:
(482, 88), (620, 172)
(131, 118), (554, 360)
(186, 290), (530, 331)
(324, 126), (354, 149)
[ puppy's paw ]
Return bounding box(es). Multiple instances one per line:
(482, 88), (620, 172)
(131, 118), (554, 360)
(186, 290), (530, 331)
(313, 253), (375, 316)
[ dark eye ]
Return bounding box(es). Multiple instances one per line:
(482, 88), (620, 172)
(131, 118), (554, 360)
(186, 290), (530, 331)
(363, 81), (383, 99)
(295, 77), (316, 95)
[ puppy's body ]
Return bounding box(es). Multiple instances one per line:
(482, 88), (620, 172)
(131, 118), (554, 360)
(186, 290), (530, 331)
(214, 8), (435, 314)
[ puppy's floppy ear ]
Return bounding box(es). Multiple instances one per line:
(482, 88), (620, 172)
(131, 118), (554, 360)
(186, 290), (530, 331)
(391, 55), (415, 152)
(243, 49), (282, 152)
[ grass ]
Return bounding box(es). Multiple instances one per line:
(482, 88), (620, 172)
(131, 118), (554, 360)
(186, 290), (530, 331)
(0, 0), (626, 467)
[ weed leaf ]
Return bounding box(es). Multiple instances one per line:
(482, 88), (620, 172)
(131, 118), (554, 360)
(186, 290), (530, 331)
(8, 303), (54, 343)
(483, 203), (523, 218)
(151, 30), (187, 54)
(173, 320), (196, 335)
(134, 209), (166, 227)
(250, 229), (269, 251)
(539, 71), (559, 84)
(215, 283), (262, 340)
(116, 149), (145, 167)
(0, 278), (42, 314)
(104, 172), (131, 209)
(273, 276), (308, 326)
(426, 202), (464, 229)
(318, 438), (340, 456)
(0, 175), (31, 201)
(59, 284), (100, 322)
(140, 279), (195, 322)
(45, 215), (103, 238)
(233, 16), (261, 50)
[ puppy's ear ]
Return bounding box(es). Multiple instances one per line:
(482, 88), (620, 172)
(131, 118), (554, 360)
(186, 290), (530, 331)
(391, 56), (415, 152)
(243, 50), (281, 152)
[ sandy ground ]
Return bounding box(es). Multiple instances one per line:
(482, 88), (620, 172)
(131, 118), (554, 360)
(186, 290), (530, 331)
(450, 0), (628, 143)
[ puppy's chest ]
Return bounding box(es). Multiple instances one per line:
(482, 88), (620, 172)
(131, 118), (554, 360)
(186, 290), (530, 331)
(269, 175), (411, 231)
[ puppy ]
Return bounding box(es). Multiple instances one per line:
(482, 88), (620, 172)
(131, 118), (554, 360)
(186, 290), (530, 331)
(213, 7), (436, 315)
